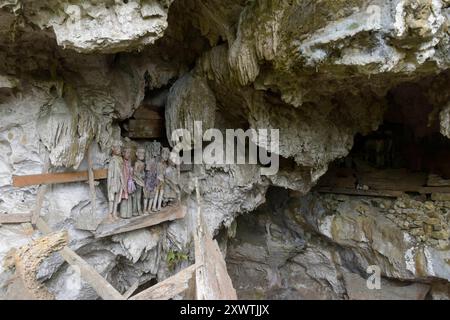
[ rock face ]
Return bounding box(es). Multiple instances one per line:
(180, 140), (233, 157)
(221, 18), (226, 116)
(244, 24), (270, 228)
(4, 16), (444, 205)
(0, 0), (449, 300)
(226, 189), (450, 300)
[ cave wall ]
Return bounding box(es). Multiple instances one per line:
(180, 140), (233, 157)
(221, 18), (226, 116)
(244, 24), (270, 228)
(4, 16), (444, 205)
(0, 0), (449, 299)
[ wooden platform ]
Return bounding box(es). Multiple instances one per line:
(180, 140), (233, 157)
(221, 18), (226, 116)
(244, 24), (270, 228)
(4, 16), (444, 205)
(315, 167), (450, 198)
(95, 204), (186, 238)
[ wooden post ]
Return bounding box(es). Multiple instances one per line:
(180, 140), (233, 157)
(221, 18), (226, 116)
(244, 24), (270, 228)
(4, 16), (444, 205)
(87, 145), (97, 216)
(31, 153), (50, 225)
(193, 178), (237, 300)
(122, 281), (140, 299)
(35, 218), (125, 300)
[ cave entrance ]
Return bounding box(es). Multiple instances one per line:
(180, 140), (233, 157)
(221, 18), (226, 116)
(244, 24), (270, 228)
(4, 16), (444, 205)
(316, 82), (450, 199)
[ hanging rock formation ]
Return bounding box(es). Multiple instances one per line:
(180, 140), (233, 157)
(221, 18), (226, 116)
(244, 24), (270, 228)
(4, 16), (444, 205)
(0, 0), (449, 300)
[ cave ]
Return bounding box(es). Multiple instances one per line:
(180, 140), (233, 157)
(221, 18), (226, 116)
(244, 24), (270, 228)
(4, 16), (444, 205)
(1, 0), (450, 304)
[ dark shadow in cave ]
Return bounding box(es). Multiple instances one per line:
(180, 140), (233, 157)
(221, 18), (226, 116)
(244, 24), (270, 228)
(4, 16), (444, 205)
(318, 80), (450, 198)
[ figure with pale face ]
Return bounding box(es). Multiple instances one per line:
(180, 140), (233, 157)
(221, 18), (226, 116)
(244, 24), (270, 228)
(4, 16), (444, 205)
(162, 151), (180, 207)
(142, 142), (160, 213)
(119, 147), (136, 219)
(144, 157), (157, 213)
(107, 144), (124, 219)
(153, 147), (178, 211)
(132, 148), (146, 216)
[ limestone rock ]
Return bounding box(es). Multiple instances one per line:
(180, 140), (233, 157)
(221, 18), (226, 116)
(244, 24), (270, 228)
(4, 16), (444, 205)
(9, 0), (173, 54)
(165, 73), (216, 149)
(343, 272), (430, 300)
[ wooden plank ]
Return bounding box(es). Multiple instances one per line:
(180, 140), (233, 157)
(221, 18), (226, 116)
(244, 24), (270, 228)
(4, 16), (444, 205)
(127, 119), (163, 139)
(358, 169), (427, 192)
(95, 204), (186, 238)
(123, 281), (140, 299)
(4, 231), (68, 300)
(193, 179), (237, 300)
(31, 154), (50, 225)
(315, 187), (405, 198)
(129, 264), (198, 300)
(419, 186), (450, 194)
(317, 168), (450, 196)
(0, 213), (32, 224)
(87, 146), (97, 216)
(35, 217), (125, 300)
(13, 169), (108, 187)
(427, 174), (450, 187)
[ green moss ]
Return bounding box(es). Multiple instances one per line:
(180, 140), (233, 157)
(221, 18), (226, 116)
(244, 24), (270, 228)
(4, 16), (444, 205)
(166, 250), (189, 271)
(348, 22), (359, 30)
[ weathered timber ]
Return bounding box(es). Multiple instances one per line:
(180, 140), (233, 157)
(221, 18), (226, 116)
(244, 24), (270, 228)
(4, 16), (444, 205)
(358, 169), (427, 192)
(129, 264), (199, 300)
(4, 231), (68, 300)
(0, 213), (32, 224)
(31, 154), (50, 224)
(95, 204), (186, 238)
(316, 185), (450, 197)
(35, 218), (125, 300)
(315, 187), (405, 198)
(316, 168), (450, 196)
(123, 281), (140, 299)
(87, 146), (97, 216)
(419, 186), (450, 194)
(194, 179), (237, 300)
(427, 174), (450, 187)
(126, 119), (163, 139)
(13, 169), (108, 187)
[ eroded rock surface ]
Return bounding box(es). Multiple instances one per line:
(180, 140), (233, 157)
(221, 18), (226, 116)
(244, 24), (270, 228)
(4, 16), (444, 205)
(0, 0), (449, 300)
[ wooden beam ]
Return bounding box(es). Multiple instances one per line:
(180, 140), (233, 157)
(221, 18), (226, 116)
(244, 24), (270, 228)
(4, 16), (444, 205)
(193, 179), (237, 300)
(427, 174), (450, 187)
(31, 154), (50, 225)
(0, 213), (32, 224)
(4, 231), (68, 300)
(315, 187), (405, 198)
(95, 204), (186, 238)
(87, 146), (97, 216)
(316, 185), (450, 197)
(123, 281), (140, 299)
(129, 264), (198, 300)
(419, 186), (450, 194)
(35, 218), (125, 300)
(13, 169), (108, 188)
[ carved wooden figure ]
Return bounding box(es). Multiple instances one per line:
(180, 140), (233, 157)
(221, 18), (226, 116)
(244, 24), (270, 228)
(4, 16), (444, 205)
(120, 147), (136, 219)
(143, 142), (161, 213)
(152, 148), (170, 212)
(132, 148), (146, 216)
(144, 157), (158, 213)
(162, 152), (181, 206)
(107, 145), (124, 219)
